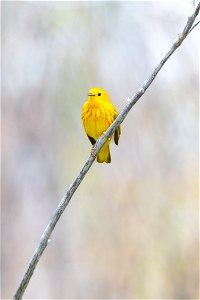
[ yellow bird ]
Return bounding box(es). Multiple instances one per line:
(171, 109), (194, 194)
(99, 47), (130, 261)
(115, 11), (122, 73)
(82, 87), (121, 163)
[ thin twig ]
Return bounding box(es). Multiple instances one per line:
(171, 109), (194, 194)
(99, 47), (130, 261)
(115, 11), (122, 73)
(188, 20), (200, 33)
(13, 2), (200, 299)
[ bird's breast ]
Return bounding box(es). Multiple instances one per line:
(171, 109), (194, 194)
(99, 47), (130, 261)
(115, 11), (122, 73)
(82, 102), (114, 139)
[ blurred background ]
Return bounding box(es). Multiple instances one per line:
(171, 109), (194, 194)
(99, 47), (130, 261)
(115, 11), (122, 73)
(1, 1), (199, 299)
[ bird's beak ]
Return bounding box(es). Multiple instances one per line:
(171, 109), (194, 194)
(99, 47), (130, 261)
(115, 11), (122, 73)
(88, 92), (95, 96)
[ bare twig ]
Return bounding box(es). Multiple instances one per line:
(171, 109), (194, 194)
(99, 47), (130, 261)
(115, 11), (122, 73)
(190, 0), (196, 10)
(188, 20), (200, 32)
(13, 3), (200, 299)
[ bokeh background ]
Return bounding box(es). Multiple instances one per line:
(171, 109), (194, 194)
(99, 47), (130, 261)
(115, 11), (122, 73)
(2, 1), (199, 299)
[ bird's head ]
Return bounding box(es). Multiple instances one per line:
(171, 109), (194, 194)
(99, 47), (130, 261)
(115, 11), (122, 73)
(87, 88), (110, 102)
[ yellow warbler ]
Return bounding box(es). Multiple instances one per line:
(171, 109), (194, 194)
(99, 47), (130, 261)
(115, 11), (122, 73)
(82, 88), (121, 163)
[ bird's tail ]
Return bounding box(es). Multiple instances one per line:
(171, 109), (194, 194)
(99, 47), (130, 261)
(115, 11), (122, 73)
(97, 140), (111, 163)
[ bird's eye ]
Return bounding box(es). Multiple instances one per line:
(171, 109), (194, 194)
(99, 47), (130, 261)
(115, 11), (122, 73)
(98, 93), (101, 96)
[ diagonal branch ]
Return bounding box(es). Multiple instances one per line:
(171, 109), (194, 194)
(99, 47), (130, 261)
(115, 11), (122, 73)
(13, 2), (200, 299)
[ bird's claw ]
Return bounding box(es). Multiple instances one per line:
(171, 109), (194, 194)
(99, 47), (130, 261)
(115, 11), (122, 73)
(101, 132), (106, 138)
(91, 146), (95, 157)
(101, 131), (111, 141)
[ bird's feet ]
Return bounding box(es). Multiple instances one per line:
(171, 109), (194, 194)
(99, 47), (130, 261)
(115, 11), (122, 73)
(91, 145), (95, 157)
(101, 131), (111, 141)
(101, 131), (106, 138)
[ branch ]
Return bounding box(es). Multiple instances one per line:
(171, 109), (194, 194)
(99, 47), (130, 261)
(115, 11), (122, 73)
(188, 20), (200, 33)
(13, 3), (200, 299)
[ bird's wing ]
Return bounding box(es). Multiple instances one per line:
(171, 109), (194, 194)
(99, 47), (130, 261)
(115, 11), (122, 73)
(87, 135), (96, 145)
(113, 109), (121, 146)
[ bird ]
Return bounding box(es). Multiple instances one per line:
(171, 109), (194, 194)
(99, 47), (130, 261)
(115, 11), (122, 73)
(82, 87), (121, 163)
